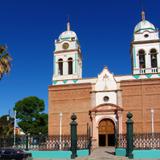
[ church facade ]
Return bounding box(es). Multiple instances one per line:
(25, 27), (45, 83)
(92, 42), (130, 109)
(48, 12), (160, 148)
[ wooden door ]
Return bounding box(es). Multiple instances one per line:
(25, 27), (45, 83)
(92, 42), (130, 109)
(99, 119), (115, 134)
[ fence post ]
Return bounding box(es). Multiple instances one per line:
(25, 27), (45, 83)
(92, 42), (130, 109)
(88, 126), (92, 155)
(115, 110), (119, 147)
(25, 133), (29, 151)
(126, 112), (134, 159)
(70, 113), (78, 159)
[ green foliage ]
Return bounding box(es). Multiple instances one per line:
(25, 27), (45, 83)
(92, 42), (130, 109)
(13, 96), (48, 135)
(0, 115), (14, 138)
(0, 45), (12, 79)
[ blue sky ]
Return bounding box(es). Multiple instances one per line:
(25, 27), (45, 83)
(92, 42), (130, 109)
(0, 0), (160, 116)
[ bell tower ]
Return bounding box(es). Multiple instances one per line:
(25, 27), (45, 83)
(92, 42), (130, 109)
(131, 11), (160, 75)
(53, 22), (82, 82)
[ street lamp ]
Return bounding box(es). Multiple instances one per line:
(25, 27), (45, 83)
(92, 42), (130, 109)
(59, 112), (63, 150)
(151, 109), (154, 135)
(13, 110), (17, 148)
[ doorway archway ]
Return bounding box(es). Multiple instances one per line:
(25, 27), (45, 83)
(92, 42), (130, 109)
(98, 119), (115, 146)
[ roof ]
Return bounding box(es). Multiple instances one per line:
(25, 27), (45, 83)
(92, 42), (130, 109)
(58, 22), (78, 40)
(134, 20), (156, 33)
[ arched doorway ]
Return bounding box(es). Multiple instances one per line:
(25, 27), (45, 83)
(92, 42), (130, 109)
(98, 119), (115, 146)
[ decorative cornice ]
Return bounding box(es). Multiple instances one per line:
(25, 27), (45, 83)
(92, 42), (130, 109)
(48, 82), (92, 91)
(120, 78), (160, 87)
(134, 28), (156, 34)
(54, 49), (80, 54)
(131, 39), (160, 45)
(55, 38), (77, 44)
(90, 89), (122, 93)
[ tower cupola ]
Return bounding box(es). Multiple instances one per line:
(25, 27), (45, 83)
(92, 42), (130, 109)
(58, 22), (78, 41)
(134, 20), (156, 33)
(134, 11), (156, 33)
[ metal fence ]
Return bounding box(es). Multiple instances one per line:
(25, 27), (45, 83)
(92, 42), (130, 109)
(117, 134), (127, 148)
(0, 135), (90, 151)
(117, 133), (160, 149)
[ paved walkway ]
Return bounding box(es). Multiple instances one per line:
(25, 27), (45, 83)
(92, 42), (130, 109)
(76, 147), (128, 160)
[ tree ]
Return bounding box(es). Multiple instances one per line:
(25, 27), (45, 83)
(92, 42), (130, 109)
(0, 115), (14, 138)
(13, 96), (48, 135)
(0, 45), (12, 79)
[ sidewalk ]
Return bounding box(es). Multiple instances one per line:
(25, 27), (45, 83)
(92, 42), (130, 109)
(76, 147), (160, 160)
(33, 147), (160, 160)
(33, 147), (127, 160)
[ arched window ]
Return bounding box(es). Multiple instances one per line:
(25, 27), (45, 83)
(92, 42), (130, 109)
(58, 58), (63, 75)
(150, 49), (157, 68)
(138, 49), (146, 68)
(68, 57), (73, 74)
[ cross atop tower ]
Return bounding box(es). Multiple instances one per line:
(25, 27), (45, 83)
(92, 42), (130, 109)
(67, 15), (70, 31)
(67, 21), (70, 31)
(141, 11), (145, 21)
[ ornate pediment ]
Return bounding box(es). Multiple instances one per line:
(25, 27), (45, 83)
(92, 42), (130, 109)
(96, 105), (116, 111)
(95, 67), (117, 91)
(90, 103), (123, 113)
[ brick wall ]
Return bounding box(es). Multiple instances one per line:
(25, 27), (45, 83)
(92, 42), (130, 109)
(121, 78), (160, 133)
(48, 83), (92, 135)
